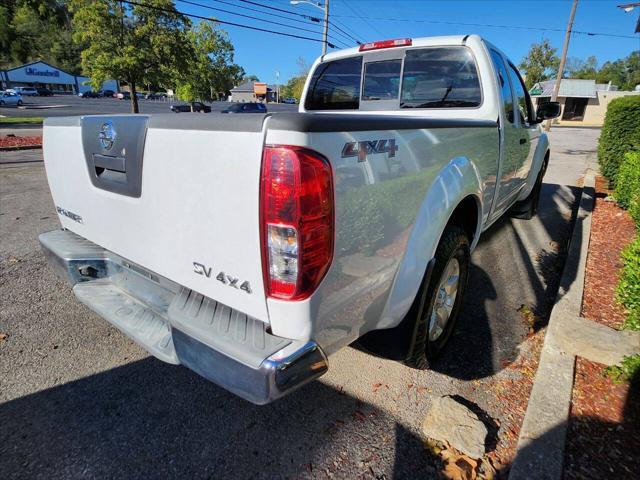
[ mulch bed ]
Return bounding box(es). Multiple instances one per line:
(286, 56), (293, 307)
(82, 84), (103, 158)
(564, 358), (639, 479)
(564, 175), (639, 479)
(581, 176), (636, 329)
(0, 135), (42, 148)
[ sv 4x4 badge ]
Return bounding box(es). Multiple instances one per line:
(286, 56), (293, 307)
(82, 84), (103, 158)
(193, 262), (252, 294)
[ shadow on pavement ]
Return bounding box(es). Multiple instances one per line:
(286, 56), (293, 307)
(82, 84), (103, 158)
(433, 183), (580, 380)
(0, 357), (437, 479)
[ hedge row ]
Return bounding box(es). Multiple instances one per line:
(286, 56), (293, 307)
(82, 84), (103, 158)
(615, 151), (640, 226)
(614, 151), (640, 331)
(598, 95), (640, 183)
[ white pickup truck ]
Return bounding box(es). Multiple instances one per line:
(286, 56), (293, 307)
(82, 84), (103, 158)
(40, 35), (560, 404)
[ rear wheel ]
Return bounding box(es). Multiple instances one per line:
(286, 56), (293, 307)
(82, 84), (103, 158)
(405, 226), (470, 369)
(17, 100), (23, 106)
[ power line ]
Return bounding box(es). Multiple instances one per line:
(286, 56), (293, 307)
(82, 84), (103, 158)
(211, 0), (321, 27)
(176, 0), (327, 39)
(339, 0), (385, 38)
(329, 20), (362, 44)
(329, 13), (639, 40)
(119, 0), (337, 47)
(235, 0), (320, 20)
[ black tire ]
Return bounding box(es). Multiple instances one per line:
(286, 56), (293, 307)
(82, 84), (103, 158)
(17, 100), (23, 106)
(405, 225), (470, 369)
(511, 159), (547, 220)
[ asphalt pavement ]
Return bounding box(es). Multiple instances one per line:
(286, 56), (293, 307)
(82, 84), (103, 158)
(0, 94), (297, 118)
(0, 127), (599, 479)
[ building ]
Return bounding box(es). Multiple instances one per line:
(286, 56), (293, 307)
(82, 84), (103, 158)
(229, 81), (277, 103)
(0, 60), (118, 94)
(529, 79), (639, 126)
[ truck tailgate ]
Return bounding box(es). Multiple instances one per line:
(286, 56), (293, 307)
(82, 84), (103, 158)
(43, 114), (269, 320)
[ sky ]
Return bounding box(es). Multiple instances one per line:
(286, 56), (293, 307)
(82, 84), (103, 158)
(177, 0), (640, 84)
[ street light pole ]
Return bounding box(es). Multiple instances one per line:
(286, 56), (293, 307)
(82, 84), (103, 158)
(291, 0), (329, 56)
(546, 0), (578, 132)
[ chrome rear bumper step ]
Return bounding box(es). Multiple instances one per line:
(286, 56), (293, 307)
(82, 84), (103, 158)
(39, 229), (328, 404)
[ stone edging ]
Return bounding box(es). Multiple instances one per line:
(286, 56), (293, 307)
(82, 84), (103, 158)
(0, 145), (42, 152)
(509, 173), (640, 479)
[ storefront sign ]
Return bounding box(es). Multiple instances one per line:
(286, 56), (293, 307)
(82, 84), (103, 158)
(25, 67), (60, 78)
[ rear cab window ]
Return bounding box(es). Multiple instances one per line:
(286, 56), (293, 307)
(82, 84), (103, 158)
(305, 46), (482, 111)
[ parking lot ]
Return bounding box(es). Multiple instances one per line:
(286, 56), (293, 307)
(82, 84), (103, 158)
(0, 94), (297, 118)
(0, 127), (599, 478)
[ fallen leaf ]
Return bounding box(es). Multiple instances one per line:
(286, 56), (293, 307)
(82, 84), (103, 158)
(0, 333), (7, 342)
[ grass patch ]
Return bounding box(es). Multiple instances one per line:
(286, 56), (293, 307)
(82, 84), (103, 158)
(605, 354), (640, 383)
(0, 117), (44, 124)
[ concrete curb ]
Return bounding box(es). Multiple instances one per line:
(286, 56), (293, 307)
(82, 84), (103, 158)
(509, 173), (595, 480)
(509, 172), (640, 480)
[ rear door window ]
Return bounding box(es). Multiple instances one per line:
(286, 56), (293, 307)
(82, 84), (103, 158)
(362, 60), (402, 101)
(305, 56), (363, 110)
(400, 47), (481, 108)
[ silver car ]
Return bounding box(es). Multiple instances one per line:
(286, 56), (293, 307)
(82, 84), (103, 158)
(0, 91), (24, 107)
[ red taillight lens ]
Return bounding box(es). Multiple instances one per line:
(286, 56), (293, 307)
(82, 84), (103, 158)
(261, 146), (334, 300)
(359, 38), (412, 52)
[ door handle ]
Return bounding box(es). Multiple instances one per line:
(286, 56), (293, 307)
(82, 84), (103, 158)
(520, 138), (527, 145)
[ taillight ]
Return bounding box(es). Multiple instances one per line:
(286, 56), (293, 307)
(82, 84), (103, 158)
(359, 38), (412, 52)
(260, 146), (334, 301)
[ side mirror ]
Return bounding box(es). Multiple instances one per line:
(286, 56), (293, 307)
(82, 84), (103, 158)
(536, 101), (561, 122)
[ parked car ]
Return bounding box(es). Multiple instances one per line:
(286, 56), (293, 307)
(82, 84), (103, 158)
(116, 92), (131, 100)
(79, 91), (102, 98)
(282, 97), (297, 104)
(102, 89), (115, 98)
(13, 86), (38, 96)
(0, 91), (23, 106)
(40, 35), (561, 405)
(36, 87), (54, 96)
(221, 102), (267, 113)
(146, 92), (167, 100)
(170, 101), (211, 113)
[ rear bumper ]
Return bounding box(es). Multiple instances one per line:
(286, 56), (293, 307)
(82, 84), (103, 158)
(39, 229), (328, 404)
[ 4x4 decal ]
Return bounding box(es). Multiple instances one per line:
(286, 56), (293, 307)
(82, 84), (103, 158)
(341, 139), (398, 162)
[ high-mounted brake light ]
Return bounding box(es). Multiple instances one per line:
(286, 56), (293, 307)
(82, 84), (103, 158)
(260, 146), (334, 301)
(359, 38), (412, 52)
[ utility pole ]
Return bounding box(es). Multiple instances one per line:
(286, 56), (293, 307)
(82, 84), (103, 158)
(322, 0), (330, 56)
(546, 0), (578, 132)
(291, 1), (330, 56)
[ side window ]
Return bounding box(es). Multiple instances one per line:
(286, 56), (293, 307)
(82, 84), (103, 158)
(305, 56), (363, 110)
(489, 50), (515, 125)
(507, 63), (533, 125)
(400, 47), (481, 108)
(362, 60), (402, 101)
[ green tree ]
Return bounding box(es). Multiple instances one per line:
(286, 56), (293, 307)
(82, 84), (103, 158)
(175, 21), (244, 107)
(1, 1), (83, 74)
(566, 55), (598, 79)
(241, 74), (259, 83)
(597, 51), (640, 91)
(519, 39), (560, 89)
(280, 57), (309, 101)
(70, 0), (192, 113)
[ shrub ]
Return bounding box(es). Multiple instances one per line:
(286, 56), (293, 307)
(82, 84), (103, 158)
(605, 354), (640, 383)
(598, 95), (640, 183)
(616, 235), (640, 331)
(630, 191), (640, 228)
(615, 151), (640, 210)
